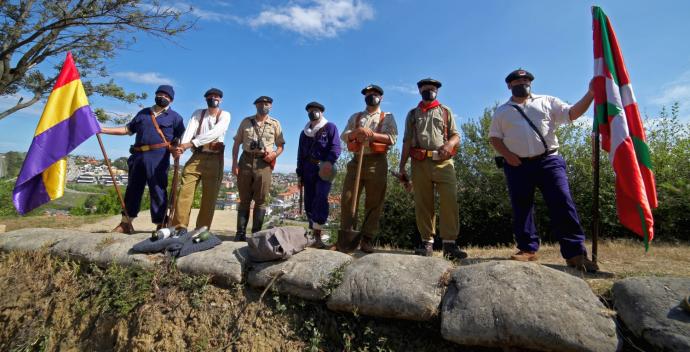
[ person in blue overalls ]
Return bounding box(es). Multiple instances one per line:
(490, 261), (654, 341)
(101, 85), (185, 233)
(296, 101), (341, 248)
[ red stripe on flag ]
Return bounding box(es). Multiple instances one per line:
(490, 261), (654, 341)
(623, 104), (645, 142)
(53, 52), (80, 90)
(611, 138), (655, 241)
(605, 19), (631, 86)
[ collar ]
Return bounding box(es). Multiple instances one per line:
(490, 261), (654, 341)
(418, 100), (441, 113)
(303, 118), (328, 137)
(506, 94), (542, 106)
(150, 105), (169, 117)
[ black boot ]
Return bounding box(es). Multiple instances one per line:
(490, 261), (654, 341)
(234, 210), (249, 242)
(251, 208), (267, 234)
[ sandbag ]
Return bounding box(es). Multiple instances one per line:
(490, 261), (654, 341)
(247, 226), (313, 262)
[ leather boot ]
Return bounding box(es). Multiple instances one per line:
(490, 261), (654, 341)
(234, 210), (249, 242)
(251, 208), (267, 234)
(311, 229), (326, 249)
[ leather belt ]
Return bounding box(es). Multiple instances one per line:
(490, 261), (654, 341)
(131, 142), (169, 153)
(519, 149), (558, 162)
(308, 157), (320, 165)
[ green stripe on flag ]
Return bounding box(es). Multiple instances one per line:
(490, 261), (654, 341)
(631, 136), (653, 170)
(595, 9), (620, 86)
(636, 204), (650, 252)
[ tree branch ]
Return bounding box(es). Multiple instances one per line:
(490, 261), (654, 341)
(0, 90), (41, 121)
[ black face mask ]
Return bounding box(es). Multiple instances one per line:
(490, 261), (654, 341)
(206, 98), (220, 108)
(421, 90), (437, 102)
(365, 95), (381, 106)
(511, 84), (531, 98)
(155, 96), (170, 108)
(308, 111), (321, 121)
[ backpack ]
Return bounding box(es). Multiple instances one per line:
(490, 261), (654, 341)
(247, 226), (314, 262)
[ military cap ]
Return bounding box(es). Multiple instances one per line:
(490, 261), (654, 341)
(204, 88), (223, 98)
(505, 69), (535, 83)
(253, 96), (273, 104)
(155, 85), (175, 100)
(305, 101), (325, 112)
(416, 78), (442, 89)
(361, 84), (384, 95)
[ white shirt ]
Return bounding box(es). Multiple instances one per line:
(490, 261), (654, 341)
(181, 108), (231, 150)
(489, 94), (572, 158)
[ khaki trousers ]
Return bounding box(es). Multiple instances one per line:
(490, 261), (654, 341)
(172, 152), (223, 229)
(339, 153), (388, 238)
(237, 153), (272, 211)
(411, 158), (459, 241)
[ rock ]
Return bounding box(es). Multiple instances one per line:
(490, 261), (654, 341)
(91, 233), (158, 269)
(0, 224), (5, 233)
(247, 248), (353, 300)
(613, 277), (690, 351)
(441, 260), (619, 352)
(0, 228), (83, 252)
(175, 241), (250, 285)
(327, 253), (452, 321)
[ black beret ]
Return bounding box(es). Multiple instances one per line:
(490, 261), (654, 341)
(204, 88), (223, 98)
(253, 96), (273, 104)
(155, 85), (175, 100)
(305, 101), (325, 112)
(416, 78), (442, 89)
(361, 84), (384, 95)
(505, 69), (535, 83)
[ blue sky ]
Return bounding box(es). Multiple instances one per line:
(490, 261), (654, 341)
(2, 0), (690, 173)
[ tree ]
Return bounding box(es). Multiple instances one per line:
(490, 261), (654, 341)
(0, 0), (195, 122)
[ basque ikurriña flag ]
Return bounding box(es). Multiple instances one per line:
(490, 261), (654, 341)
(592, 7), (658, 250)
(13, 52), (101, 214)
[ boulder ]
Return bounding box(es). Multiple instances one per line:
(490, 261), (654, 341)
(0, 228), (78, 251)
(247, 248), (353, 300)
(441, 260), (619, 352)
(613, 276), (690, 351)
(327, 253), (452, 321)
(175, 241), (250, 285)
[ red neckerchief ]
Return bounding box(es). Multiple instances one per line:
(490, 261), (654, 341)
(418, 100), (440, 113)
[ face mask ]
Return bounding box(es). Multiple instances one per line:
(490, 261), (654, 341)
(206, 98), (220, 108)
(421, 90), (437, 102)
(365, 95), (381, 106)
(155, 96), (170, 108)
(511, 84), (531, 98)
(308, 111), (321, 121)
(257, 106), (270, 115)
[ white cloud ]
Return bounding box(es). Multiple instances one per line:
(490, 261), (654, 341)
(388, 84), (419, 95)
(114, 72), (175, 86)
(249, 0), (374, 39)
(651, 69), (690, 106)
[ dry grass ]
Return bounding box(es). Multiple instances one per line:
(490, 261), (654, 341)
(0, 214), (105, 232)
(371, 238), (690, 297)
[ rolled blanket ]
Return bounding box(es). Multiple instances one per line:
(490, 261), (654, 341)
(132, 229), (189, 254)
(174, 234), (222, 258)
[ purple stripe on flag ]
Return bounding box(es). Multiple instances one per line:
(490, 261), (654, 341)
(12, 174), (50, 215)
(13, 105), (100, 215)
(15, 105), (100, 186)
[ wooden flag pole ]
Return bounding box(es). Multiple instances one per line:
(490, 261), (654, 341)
(96, 133), (131, 224)
(591, 118), (600, 263)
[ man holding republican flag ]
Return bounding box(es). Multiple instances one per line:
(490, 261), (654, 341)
(100, 85), (185, 234)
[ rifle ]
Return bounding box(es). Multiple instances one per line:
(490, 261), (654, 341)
(164, 137), (181, 227)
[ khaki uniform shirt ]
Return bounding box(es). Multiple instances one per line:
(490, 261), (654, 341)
(403, 104), (459, 150)
(340, 109), (398, 154)
(233, 115), (285, 153)
(488, 94), (571, 158)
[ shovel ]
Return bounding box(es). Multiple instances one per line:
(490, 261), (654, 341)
(164, 137), (181, 228)
(336, 142), (366, 252)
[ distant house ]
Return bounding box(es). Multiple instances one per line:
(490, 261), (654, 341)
(276, 185), (300, 202)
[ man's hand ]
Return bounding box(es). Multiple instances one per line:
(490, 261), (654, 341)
(263, 150), (277, 163)
(505, 152), (522, 167)
(232, 162), (239, 177)
(439, 141), (456, 159)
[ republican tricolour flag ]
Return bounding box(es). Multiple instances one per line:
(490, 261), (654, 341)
(592, 6), (658, 250)
(13, 52), (101, 214)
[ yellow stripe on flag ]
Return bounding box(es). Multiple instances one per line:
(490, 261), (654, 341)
(35, 80), (89, 136)
(41, 158), (67, 200)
